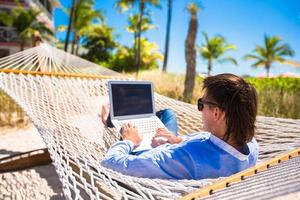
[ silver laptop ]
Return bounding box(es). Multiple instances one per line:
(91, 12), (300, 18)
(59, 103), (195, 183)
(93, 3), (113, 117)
(108, 80), (167, 152)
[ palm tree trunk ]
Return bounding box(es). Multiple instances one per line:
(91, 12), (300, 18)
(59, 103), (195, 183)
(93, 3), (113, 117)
(71, 31), (77, 54)
(75, 36), (80, 56)
(136, 2), (145, 77)
(266, 64), (270, 78)
(20, 40), (25, 51)
(162, 0), (173, 73)
(208, 59), (212, 76)
(64, 0), (76, 52)
(133, 30), (138, 71)
(183, 14), (198, 102)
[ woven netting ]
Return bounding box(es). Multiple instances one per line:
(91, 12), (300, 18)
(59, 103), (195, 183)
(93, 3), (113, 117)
(0, 43), (119, 75)
(0, 72), (299, 199)
(201, 154), (300, 200)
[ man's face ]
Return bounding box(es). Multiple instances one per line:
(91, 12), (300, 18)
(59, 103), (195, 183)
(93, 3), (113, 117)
(200, 94), (216, 132)
(199, 93), (227, 137)
(201, 100), (215, 132)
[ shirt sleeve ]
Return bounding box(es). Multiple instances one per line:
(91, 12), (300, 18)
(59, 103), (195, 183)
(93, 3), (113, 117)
(101, 140), (196, 179)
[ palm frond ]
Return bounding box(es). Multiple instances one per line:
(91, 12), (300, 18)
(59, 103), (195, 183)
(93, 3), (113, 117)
(202, 32), (209, 44)
(115, 0), (135, 13)
(57, 25), (67, 32)
(218, 57), (238, 65)
(280, 60), (300, 67)
(0, 10), (13, 26)
(251, 60), (265, 68)
(187, 2), (201, 15)
(277, 45), (294, 57)
(224, 44), (237, 51)
(243, 54), (264, 61)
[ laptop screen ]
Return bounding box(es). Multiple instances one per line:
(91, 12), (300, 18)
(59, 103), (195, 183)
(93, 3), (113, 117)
(110, 82), (154, 117)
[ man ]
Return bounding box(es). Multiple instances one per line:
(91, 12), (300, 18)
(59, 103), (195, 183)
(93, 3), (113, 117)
(101, 73), (259, 179)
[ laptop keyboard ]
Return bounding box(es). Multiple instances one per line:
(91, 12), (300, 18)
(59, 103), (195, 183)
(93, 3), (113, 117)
(115, 117), (165, 138)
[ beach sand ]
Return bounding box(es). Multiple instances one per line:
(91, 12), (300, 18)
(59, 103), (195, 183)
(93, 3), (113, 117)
(0, 125), (64, 200)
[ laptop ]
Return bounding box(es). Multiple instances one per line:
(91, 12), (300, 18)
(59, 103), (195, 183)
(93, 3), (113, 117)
(108, 80), (167, 152)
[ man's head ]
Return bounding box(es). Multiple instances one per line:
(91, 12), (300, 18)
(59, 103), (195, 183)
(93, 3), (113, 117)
(200, 73), (257, 146)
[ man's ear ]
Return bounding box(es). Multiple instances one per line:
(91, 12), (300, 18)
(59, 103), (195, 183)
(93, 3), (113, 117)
(213, 107), (224, 121)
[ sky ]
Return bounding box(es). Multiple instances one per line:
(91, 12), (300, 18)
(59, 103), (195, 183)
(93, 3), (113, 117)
(54, 0), (300, 77)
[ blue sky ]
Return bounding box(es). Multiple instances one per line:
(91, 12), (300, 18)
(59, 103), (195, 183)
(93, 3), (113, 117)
(54, 0), (300, 76)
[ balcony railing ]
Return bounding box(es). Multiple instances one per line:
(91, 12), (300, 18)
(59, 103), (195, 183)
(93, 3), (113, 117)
(30, 0), (52, 20)
(0, 26), (19, 43)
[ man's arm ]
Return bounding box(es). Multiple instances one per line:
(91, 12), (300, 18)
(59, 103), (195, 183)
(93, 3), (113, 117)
(101, 140), (195, 179)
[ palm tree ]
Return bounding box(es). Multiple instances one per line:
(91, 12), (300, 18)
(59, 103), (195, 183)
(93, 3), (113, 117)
(183, 3), (200, 102)
(0, 6), (53, 50)
(199, 32), (237, 76)
(162, 0), (173, 72)
(244, 35), (298, 77)
(109, 39), (163, 72)
(64, 0), (76, 52)
(116, 0), (159, 76)
(59, 0), (103, 55)
(126, 13), (155, 70)
(71, 0), (104, 55)
(82, 24), (118, 63)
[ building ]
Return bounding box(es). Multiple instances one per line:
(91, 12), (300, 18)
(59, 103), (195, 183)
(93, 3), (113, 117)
(0, 0), (60, 57)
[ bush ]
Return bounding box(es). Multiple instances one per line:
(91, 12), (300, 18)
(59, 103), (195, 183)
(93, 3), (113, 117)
(246, 77), (300, 119)
(109, 39), (163, 72)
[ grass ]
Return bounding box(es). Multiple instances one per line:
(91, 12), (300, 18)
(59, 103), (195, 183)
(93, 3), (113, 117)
(128, 70), (204, 104)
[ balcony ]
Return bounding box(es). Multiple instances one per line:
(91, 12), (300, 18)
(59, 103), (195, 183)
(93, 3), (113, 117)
(0, 26), (19, 43)
(30, 0), (53, 20)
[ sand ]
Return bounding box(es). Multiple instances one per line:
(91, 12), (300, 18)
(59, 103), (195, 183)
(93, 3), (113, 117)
(0, 125), (64, 200)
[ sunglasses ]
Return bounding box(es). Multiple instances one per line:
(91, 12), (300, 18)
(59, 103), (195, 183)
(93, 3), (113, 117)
(197, 98), (220, 111)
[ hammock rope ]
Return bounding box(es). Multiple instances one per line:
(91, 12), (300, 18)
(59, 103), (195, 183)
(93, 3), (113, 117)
(0, 43), (299, 199)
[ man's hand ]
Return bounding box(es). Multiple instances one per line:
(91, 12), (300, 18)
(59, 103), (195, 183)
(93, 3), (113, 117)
(121, 123), (142, 147)
(151, 128), (182, 148)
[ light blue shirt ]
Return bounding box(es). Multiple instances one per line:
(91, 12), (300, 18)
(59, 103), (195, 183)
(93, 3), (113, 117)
(101, 132), (259, 179)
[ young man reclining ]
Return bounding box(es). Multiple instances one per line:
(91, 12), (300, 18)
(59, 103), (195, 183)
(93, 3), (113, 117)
(101, 73), (259, 179)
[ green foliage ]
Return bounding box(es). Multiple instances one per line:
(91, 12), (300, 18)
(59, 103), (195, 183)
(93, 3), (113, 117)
(246, 77), (300, 91)
(0, 5), (53, 48)
(116, 0), (160, 13)
(81, 24), (118, 64)
(186, 2), (201, 15)
(126, 13), (156, 34)
(199, 32), (237, 76)
(246, 77), (300, 119)
(73, 0), (104, 32)
(58, 0), (104, 54)
(109, 39), (163, 72)
(109, 46), (135, 72)
(244, 35), (298, 77)
(115, 0), (160, 74)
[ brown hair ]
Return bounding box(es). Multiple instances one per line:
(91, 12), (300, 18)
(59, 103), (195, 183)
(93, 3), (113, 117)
(203, 73), (257, 146)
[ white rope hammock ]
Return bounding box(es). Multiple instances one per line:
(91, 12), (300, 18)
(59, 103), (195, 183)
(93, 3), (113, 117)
(0, 43), (119, 75)
(0, 43), (299, 199)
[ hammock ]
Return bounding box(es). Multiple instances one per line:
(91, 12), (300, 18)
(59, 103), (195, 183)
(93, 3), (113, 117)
(183, 148), (300, 199)
(0, 43), (300, 199)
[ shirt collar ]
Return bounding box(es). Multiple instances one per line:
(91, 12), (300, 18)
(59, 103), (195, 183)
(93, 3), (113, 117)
(208, 132), (249, 161)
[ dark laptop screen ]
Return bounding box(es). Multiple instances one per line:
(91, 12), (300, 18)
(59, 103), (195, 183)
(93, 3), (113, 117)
(111, 83), (154, 117)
